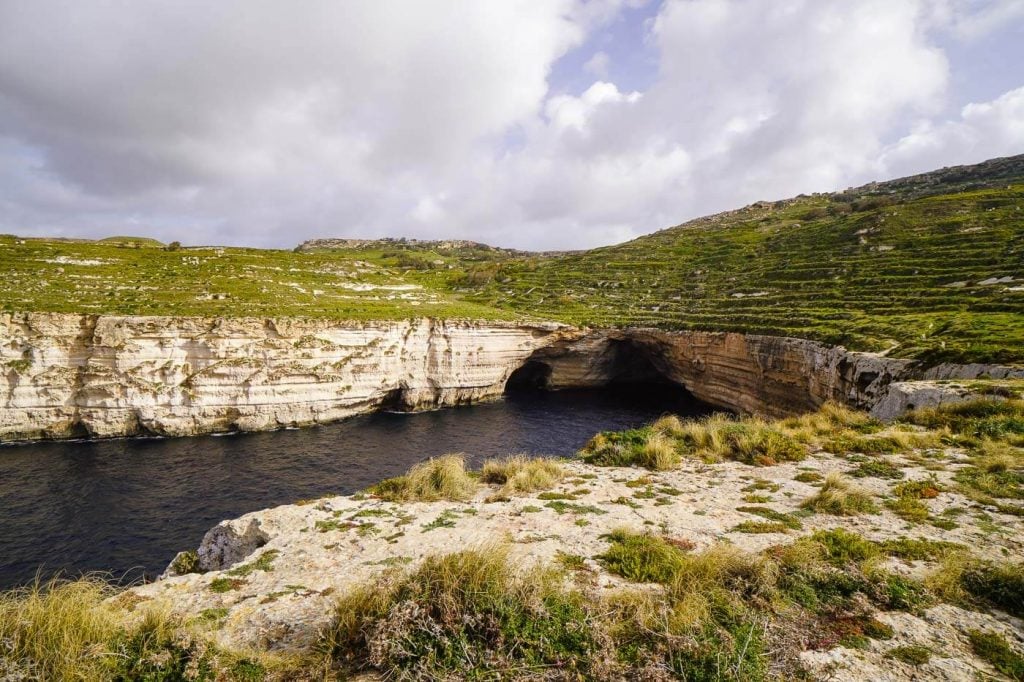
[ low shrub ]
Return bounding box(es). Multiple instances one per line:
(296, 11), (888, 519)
(926, 555), (1024, 618)
(735, 506), (803, 530)
(878, 537), (964, 561)
(801, 473), (878, 515)
(370, 454), (479, 502)
(960, 561), (1024, 618)
(968, 629), (1024, 680)
(599, 529), (688, 583)
(580, 427), (651, 467)
(732, 520), (790, 534)
(480, 455), (564, 494)
(850, 459), (905, 479)
(171, 549), (200, 574)
(893, 479), (941, 499)
(809, 529), (879, 566)
(319, 547), (599, 679)
(886, 496), (931, 523)
(887, 644), (931, 665)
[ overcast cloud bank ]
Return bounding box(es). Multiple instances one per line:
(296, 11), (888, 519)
(0, 0), (1022, 249)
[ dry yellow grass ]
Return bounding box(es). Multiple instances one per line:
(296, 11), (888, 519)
(801, 473), (878, 515)
(480, 455), (564, 494)
(637, 432), (681, 470)
(0, 576), (122, 681)
(651, 414), (686, 437)
(371, 454), (479, 502)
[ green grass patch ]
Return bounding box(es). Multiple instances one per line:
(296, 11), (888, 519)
(421, 510), (460, 532)
(226, 549), (279, 577)
(887, 644), (931, 666)
(544, 501), (607, 516)
(209, 577), (246, 593)
(849, 459), (905, 480)
(599, 530), (689, 583)
(735, 506), (803, 530)
(969, 630), (1024, 680)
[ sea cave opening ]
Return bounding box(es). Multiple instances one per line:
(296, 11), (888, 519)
(504, 338), (709, 416)
(505, 360), (553, 391)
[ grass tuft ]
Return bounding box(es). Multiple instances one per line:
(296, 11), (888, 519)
(968, 630), (1024, 680)
(480, 455), (564, 495)
(319, 546), (597, 679)
(370, 454), (479, 502)
(0, 576), (271, 681)
(637, 431), (681, 470)
(801, 473), (878, 515)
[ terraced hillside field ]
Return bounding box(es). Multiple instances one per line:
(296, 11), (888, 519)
(2, 155), (1022, 364)
(0, 236), (515, 321)
(462, 156), (1024, 364)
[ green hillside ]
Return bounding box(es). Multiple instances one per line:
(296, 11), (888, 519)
(461, 156), (1024, 364)
(0, 236), (514, 321)
(1, 155), (1022, 364)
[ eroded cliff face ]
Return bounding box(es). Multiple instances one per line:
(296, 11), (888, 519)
(524, 329), (1024, 418)
(0, 313), (571, 441)
(3, 315), (1020, 442)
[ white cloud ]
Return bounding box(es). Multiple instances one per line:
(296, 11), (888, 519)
(475, 0), (962, 247)
(0, 1), (585, 244)
(929, 0), (1024, 40)
(881, 86), (1024, 175)
(0, 0), (1020, 251)
(583, 51), (611, 78)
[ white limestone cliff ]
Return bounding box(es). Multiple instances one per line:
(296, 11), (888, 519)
(3, 313), (1021, 442)
(0, 313), (571, 441)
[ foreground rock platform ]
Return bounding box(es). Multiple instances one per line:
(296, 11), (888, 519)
(134, 446), (1023, 681)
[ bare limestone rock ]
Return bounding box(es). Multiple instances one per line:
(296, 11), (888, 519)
(197, 517), (271, 572)
(0, 314), (572, 441)
(2, 314), (1021, 441)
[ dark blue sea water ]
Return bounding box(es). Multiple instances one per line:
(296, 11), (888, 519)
(0, 386), (713, 589)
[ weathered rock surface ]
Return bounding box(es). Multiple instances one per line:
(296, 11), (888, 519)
(526, 329), (1024, 418)
(134, 447), (1023, 679)
(870, 381), (985, 421)
(0, 314), (572, 441)
(3, 314), (1021, 441)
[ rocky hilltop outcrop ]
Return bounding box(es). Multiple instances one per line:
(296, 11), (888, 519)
(2, 313), (1021, 442)
(295, 237), (522, 253)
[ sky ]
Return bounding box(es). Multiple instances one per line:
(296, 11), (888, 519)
(0, 0), (1022, 251)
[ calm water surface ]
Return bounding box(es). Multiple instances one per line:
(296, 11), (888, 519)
(0, 387), (713, 589)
